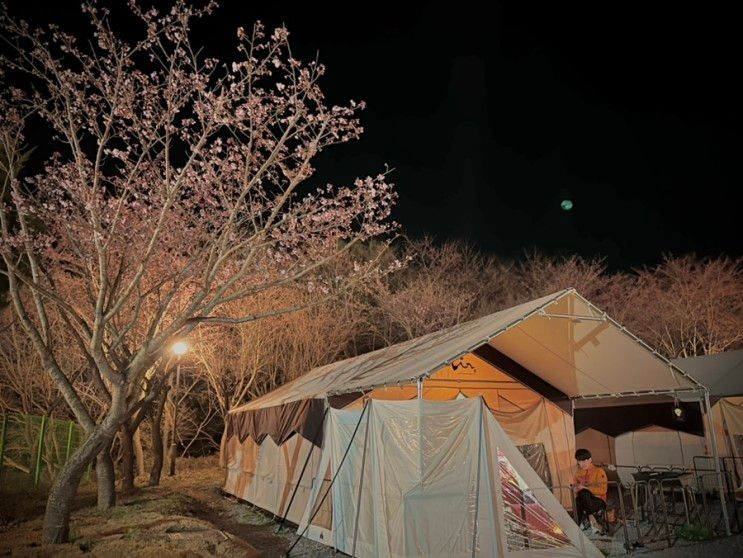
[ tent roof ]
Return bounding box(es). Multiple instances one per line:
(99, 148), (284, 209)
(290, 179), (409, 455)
(673, 350), (743, 398)
(231, 289), (702, 413)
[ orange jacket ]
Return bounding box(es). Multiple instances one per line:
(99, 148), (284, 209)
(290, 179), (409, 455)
(574, 465), (608, 501)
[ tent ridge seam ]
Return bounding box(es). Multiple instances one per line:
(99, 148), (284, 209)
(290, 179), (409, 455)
(327, 289), (574, 397)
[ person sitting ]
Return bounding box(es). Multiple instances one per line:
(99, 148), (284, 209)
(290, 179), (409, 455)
(572, 448), (608, 535)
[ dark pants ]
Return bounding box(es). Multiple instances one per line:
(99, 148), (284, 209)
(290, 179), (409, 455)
(575, 489), (606, 523)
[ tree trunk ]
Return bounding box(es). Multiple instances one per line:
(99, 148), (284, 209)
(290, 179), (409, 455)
(134, 428), (146, 477)
(168, 366), (179, 476)
(42, 388), (126, 544)
(120, 422), (135, 494)
(167, 425), (176, 476)
(96, 446), (116, 511)
(42, 420), (117, 544)
(148, 388), (167, 486)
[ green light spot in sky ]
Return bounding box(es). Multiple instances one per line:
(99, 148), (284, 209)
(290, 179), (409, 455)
(561, 199), (573, 211)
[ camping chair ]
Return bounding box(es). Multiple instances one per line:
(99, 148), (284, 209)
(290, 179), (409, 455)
(660, 466), (699, 525)
(722, 456), (743, 533)
(691, 455), (737, 534)
(614, 465), (651, 543)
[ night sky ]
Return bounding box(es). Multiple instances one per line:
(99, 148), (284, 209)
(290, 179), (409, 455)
(5, 1), (741, 270)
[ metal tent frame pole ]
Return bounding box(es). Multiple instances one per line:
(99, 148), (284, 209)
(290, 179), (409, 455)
(702, 389), (731, 536)
(351, 399), (371, 557)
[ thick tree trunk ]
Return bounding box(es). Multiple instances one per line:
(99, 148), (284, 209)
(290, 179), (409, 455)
(134, 428), (146, 477)
(96, 446), (116, 511)
(167, 426), (176, 476)
(42, 419), (118, 544)
(119, 422), (135, 494)
(168, 367), (179, 476)
(42, 388), (126, 544)
(148, 388), (167, 486)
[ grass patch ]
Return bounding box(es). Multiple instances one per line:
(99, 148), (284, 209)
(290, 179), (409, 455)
(122, 526), (139, 540)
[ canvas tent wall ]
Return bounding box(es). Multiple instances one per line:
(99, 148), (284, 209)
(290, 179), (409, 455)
(575, 426), (705, 485)
(296, 397), (602, 557)
(574, 428), (616, 466)
(340, 352), (576, 499)
(573, 398), (706, 473)
(221, 351), (577, 522)
(674, 350), (743, 487)
(221, 288), (715, 547)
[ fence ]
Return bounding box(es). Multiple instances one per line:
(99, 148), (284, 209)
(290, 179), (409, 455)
(0, 412), (90, 493)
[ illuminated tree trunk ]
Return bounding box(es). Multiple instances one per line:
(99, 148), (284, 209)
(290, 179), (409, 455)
(149, 388), (168, 487)
(120, 422), (136, 494)
(42, 393), (123, 544)
(96, 445), (116, 511)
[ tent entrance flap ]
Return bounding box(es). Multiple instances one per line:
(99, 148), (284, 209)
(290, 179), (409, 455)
(299, 398), (602, 557)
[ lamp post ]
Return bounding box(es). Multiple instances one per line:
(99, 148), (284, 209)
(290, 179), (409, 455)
(169, 341), (189, 476)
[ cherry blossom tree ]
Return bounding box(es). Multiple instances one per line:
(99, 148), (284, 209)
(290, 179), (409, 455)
(192, 284), (366, 419)
(624, 255), (743, 358)
(0, 1), (396, 543)
(363, 239), (516, 344)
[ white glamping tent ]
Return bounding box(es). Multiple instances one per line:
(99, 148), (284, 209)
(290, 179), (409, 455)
(221, 288), (731, 552)
(297, 397), (601, 557)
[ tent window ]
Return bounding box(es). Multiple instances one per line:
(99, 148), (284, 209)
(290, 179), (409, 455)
(498, 449), (571, 551)
(517, 443), (552, 488)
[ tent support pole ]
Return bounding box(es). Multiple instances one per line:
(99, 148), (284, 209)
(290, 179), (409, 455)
(351, 399), (371, 557)
(417, 377), (423, 399)
(471, 400), (484, 557)
(703, 390), (731, 536)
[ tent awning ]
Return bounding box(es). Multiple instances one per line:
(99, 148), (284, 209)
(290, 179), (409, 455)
(672, 350), (743, 399)
(230, 289), (703, 414)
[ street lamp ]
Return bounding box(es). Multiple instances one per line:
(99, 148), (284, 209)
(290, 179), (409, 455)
(172, 341), (189, 356)
(169, 340), (189, 476)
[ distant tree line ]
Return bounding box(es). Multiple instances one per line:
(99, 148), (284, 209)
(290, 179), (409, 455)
(3, 239), (741, 495)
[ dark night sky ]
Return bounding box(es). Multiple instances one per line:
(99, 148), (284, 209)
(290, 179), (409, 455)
(5, 1), (742, 270)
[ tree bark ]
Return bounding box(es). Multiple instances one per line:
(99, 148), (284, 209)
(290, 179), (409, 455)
(42, 412), (119, 544)
(134, 427), (146, 477)
(96, 446), (116, 511)
(168, 365), (180, 476)
(148, 388), (167, 486)
(119, 421), (135, 494)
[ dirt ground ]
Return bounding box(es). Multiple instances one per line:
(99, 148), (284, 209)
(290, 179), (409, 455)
(2, 457), (743, 557)
(0, 456), (329, 557)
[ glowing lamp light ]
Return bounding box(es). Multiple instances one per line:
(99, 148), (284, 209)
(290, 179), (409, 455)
(172, 341), (189, 356)
(672, 404), (685, 421)
(560, 199), (573, 211)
